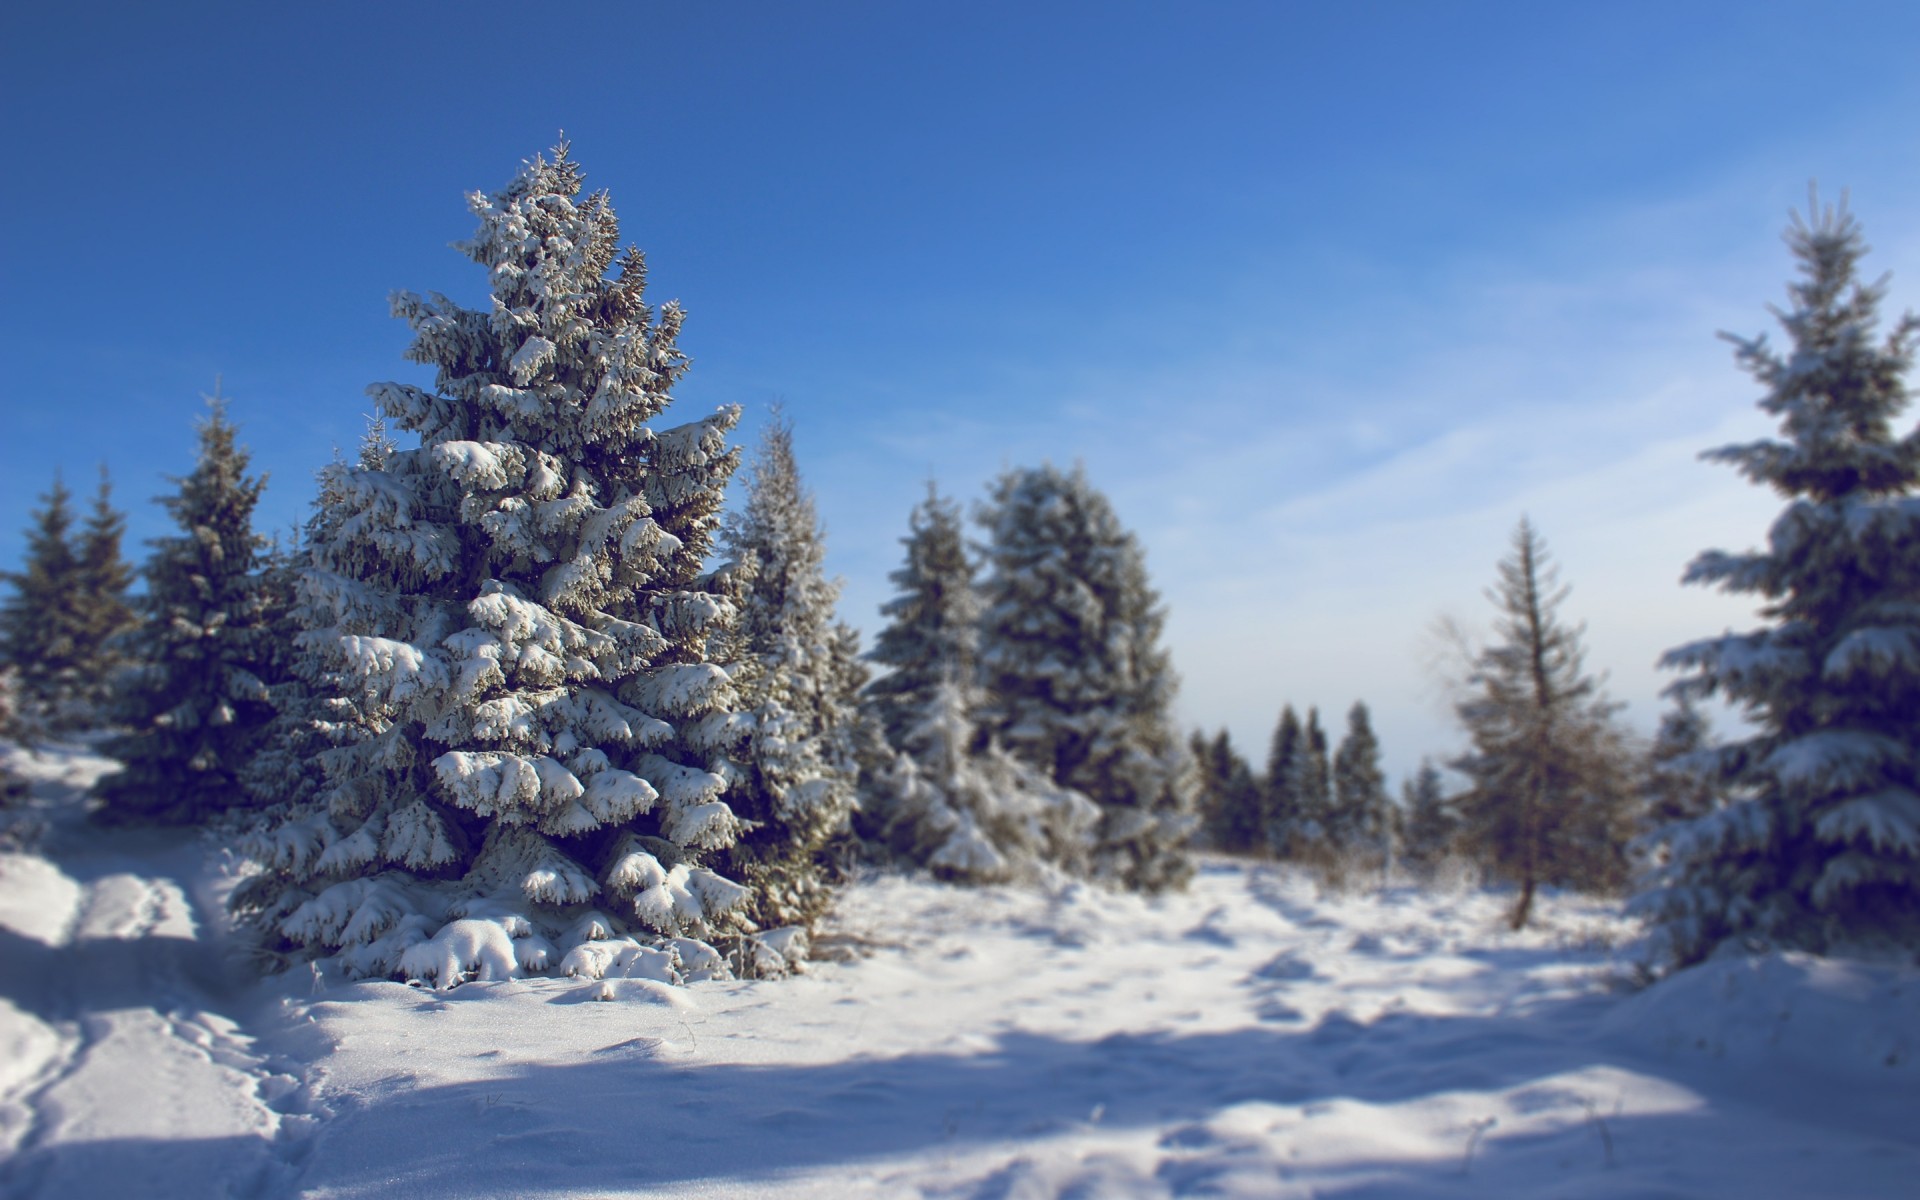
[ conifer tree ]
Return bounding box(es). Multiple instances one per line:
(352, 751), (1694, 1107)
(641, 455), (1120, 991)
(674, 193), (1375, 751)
(1451, 518), (1638, 927)
(714, 412), (860, 942)
(74, 466), (138, 722)
(97, 395), (276, 824)
(872, 675), (1098, 883)
(1397, 759), (1459, 876)
(0, 669), (36, 849)
(1267, 706), (1334, 861)
(1647, 198), (1920, 964)
(1263, 705), (1302, 858)
(233, 145), (753, 986)
(1192, 728), (1262, 854)
(865, 482), (979, 749)
(1641, 694), (1722, 841)
(1329, 701), (1391, 867)
(0, 475), (85, 728)
(977, 463), (1196, 891)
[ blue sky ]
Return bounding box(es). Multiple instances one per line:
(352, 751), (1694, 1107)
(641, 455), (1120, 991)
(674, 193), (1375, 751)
(6, 1), (1920, 778)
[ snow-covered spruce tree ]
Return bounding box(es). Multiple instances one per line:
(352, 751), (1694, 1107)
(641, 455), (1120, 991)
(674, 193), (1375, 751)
(1397, 759), (1460, 877)
(73, 467), (138, 726)
(864, 482), (979, 749)
(0, 475), (84, 730)
(0, 668), (36, 849)
(712, 412), (860, 944)
(233, 145), (755, 987)
(1452, 518), (1638, 928)
(1267, 706), (1332, 861)
(977, 463), (1197, 892)
(1263, 705), (1302, 858)
(1328, 701), (1391, 872)
(1647, 199), (1920, 964)
(1197, 728), (1263, 854)
(1640, 695), (1723, 844)
(873, 673), (1098, 883)
(96, 395), (277, 825)
(0, 471), (129, 732)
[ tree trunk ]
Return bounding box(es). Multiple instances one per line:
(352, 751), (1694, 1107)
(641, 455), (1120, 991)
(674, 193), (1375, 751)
(1511, 873), (1536, 930)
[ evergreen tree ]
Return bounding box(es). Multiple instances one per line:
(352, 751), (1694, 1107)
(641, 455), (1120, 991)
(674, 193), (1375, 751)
(872, 675), (1097, 883)
(0, 475), (85, 728)
(865, 482), (979, 749)
(714, 412), (860, 941)
(1329, 701), (1391, 867)
(1203, 728), (1263, 854)
(1648, 199), (1920, 965)
(1451, 518), (1638, 928)
(1267, 706), (1333, 861)
(72, 467), (137, 725)
(977, 463), (1196, 892)
(1641, 694), (1722, 840)
(0, 668), (35, 849)
(233, 145), (754, 986)
(96, 395), (276, 824)
(1397, 759), (1459, 876)
(1263, 705), (1302, 858)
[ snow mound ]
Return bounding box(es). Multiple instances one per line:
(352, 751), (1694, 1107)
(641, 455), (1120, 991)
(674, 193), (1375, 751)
(1602, 951), (1920, 1079)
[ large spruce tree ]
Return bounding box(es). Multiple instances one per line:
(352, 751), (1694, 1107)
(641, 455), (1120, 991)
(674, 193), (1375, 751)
(234, 145), (755, 986)
(1452, 518), (1637, 928)
(96, 395), (276, 824)
(1648, 198), (1920, 965)
(714, 412), (861, 945)
(977, 463), (1196, 892)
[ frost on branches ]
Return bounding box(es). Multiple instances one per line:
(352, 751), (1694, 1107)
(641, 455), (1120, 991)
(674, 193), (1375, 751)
(865, 483), (980, 749)
(712, 414), (862, 946)
(96, 394), (277, 824)
(977, 464), (1197, 892)
(1647, 199), (1920, 966)
(233, 145), (757, 987)
(873, 676), (1098, 883)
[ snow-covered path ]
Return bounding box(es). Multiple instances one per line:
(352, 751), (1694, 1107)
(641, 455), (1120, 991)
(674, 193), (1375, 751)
(1, 745), (1916, 1198)
(0, 747), (309, 1199)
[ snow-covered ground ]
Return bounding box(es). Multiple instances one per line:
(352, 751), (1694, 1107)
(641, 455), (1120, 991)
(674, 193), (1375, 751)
(1, 747), (1915, 1199)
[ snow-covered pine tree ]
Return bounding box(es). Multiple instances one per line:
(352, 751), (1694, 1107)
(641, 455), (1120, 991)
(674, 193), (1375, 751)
(1200, 728), (1263, 855)
(977, 463), (1197, 892)
(1290, 708), (1335, 862)
(232, 145), (753, 987)
(1263, 705), (1302, 859)
(73, 467), (137, 725)
(713, 412), (860, 946)
(865, 482), (979, 749)
(96, 394), (278, 824)
(1328, 701), (1391, 871)
(1641, 695), (1722, 839)
(236, 522), (326, 813)
(1647, 198), (1920, 965)
(1397, 759), (1459, 877)
(1451, 518), (1638, 928)
(0, 475), (85, 730)
(0, 668), (36, 849)
(872, 673), (1098, 883)
(1267, 706), (1334, 862)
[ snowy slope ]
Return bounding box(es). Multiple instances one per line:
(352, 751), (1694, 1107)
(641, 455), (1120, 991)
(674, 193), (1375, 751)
(1, 746), (1916, 1198)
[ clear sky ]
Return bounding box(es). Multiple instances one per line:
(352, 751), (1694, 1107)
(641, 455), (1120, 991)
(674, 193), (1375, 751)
(6, 1), (1920, 781)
